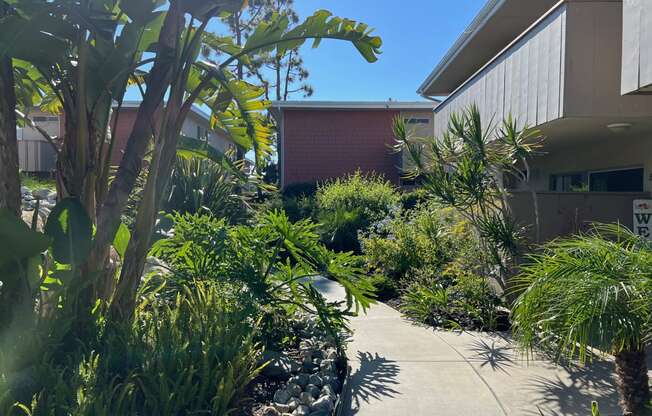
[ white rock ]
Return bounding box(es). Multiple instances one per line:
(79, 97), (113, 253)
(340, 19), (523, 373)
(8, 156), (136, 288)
(321, 384), (336, 399)
(310, 396), (334, 413)
(305, 384), (320, 399)
(32, 189), (50, 199)
(299, 392), (314, 406)
(308, 374), (322, 387)
(293, 405), (310, 416)
(273, 389), (290, 404)
(287, 383), (302, 398)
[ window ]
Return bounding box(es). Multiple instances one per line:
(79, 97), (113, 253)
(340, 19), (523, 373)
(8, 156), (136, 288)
(549, 167), (644, 192)
(404, 118), (430, 125)
(32, 116), (59, 122)
(589, 167), (643, 192)
(549, 172), (588, 192)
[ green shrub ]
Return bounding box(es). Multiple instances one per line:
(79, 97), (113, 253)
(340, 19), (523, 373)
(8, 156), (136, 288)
(361, 202), (476, 285)
(1, 282), (262, 416)
(316, 171), (399, 252)
(163, 156), (250, 223)
(400, 264), (504, 331)
(150, 211), (375, 351)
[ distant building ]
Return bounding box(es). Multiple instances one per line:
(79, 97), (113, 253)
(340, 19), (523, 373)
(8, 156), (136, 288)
(18, 101), (232, 173)
(270, 101), (436, 189)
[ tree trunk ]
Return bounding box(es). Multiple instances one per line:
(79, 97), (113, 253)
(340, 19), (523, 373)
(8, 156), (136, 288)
(0, 55), (21, 217)
(89, 2), (183, 279)
(614, 348), (650, 415)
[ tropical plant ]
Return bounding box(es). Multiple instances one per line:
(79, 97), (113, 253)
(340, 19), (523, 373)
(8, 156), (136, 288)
(512, 223), (652, 415)
(163, 155), (250, 223)
(393, 105), (543, 290)
(0, 0), (382, 334)
(361, 201), (472, 285)
(400, 264), (504, 331)
(1, 281), (262, 416)
(316, 171), (399, 252)
(149, 210), (376, 352)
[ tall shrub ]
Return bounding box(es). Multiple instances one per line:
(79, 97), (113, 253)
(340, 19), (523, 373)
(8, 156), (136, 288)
(316, 171), (399, 252)
(393, 105), (542, 290)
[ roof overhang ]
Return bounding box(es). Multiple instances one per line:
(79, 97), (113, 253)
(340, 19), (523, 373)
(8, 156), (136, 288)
(418, 0), (559, 97)
(270, 100), (437, 113)
(117, 100), (212, 123)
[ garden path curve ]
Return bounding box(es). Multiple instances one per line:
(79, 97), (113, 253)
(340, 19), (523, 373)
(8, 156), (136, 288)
(310, 276), (642, 416)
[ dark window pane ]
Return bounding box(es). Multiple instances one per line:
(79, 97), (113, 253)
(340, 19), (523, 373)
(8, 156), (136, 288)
(589, 168), (643, 192)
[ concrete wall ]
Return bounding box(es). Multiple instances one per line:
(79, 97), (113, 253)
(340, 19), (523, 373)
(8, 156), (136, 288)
(564, 1), (652, 116)
(515, 133), (652, 193)
(621, 0), (652, 94)
(509, 190), (650, 242)
(281, 109), (404, 187)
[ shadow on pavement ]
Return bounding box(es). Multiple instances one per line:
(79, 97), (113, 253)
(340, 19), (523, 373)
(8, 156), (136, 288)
(468, 337), (516, 373)
(525, 360), (620, 416)
(346, 351), (400, 414)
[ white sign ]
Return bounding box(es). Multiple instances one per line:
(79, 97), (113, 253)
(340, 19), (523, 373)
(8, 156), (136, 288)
(633, 199), (652, 240)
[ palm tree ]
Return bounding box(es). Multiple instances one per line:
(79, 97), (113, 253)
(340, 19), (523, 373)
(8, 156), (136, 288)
(512, 224), (652, 415)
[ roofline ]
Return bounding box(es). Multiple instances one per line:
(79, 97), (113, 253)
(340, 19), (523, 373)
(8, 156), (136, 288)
(117, 100), (212, 123)
(270, 100), (438, 111)
(433, 0), (566, 112)
(417, 0), (505, 96)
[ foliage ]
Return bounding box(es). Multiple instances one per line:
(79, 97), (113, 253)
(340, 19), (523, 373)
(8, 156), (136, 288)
(18, 174), (55, 192)
(512, 223), (652, 360)
(362, 202), (473, 286)
(163, 155), (250, 223)
(400, 264), (504, 331)
(0, 281), (262, 416)
(512, 223), (652, 415)
(394, 105), (543, 290)
(0, 0), (383, 329)
(316, 171), (399, 252)
(149, 210), (375, 351)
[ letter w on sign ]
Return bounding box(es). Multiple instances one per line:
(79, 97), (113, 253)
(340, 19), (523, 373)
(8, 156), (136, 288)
(633, 200), (652, 240)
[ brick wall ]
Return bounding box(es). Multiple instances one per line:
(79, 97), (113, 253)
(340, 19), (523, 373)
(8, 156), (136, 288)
(282, 109), (401, 187)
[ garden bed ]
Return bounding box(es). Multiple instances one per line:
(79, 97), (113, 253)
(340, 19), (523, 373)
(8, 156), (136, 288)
(246, 316), (349, 416)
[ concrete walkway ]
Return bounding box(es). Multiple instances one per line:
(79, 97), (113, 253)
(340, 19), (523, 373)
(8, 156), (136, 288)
(311, 277), (648, 416)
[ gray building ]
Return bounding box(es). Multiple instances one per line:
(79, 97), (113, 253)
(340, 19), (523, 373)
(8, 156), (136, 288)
(419, 0), (652, 241)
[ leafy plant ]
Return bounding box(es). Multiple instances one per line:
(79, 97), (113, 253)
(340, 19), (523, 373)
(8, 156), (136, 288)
(361, 202), (472, 287)
(393, 105), (543, 290)
(400, 265), (504, 331)
(149, 211), (376, 352)
(1, 281), (262, 416)
(316, 171), (399, 252)
(163, 155), (249, 223)
(512, 223), (652, 415)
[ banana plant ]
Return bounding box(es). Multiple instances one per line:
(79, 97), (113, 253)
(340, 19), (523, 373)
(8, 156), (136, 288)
(0, 0), (382, 326)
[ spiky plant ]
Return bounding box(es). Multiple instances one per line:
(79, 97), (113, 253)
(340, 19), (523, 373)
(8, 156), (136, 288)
(512, 223), (652, 415)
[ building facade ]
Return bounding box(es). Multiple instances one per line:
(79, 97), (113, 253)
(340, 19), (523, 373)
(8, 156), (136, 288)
(271, 101), (436, 189)
(18, 102), (232, 173)
(419, 0), (652, 241)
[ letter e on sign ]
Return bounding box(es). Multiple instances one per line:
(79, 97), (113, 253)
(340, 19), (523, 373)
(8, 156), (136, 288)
(633, 199), (652, 240)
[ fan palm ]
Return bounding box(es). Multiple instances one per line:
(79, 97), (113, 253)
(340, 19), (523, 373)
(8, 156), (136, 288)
(512, 224), (652, 415)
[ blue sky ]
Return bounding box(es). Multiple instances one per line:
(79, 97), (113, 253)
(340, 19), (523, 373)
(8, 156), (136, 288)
(290, 1), (486, 101)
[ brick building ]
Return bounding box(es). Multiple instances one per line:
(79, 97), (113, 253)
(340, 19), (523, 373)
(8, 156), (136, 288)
(270, 101), (436, 189)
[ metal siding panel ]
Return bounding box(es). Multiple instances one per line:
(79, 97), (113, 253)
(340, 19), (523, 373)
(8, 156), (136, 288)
(537, 20), (550, 125)
(621, 0), (641, 93)
(640, 2), (652, 88)
(547, 8), (563, 120)
(503, 53), (513, 120)
(559, 6), (566, 117)
(527, 29), (539, 126)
